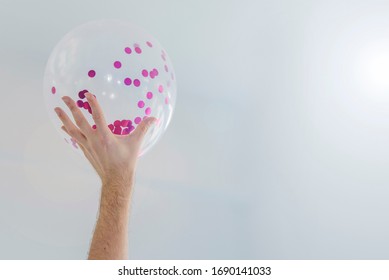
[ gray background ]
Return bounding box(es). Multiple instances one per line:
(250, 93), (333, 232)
(1, 0), (389, 259)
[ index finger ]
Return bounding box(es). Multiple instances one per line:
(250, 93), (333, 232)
(85, 92), (111, 137)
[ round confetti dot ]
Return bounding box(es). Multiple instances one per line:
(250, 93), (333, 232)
(145, 107), (151, 115)
(134, 117), (141, 124)
(113, 126), (121, 135)
(76, 100), (84, 108)
(146, 41), (153, 47)
(158, 85), (164, 93)
(135, 47), (142, 54)
(114, 120), (121, 127)
(122, 128), (130, 135)
(161, 54), (166, 61)
(78, 90), (88, 99)
(83, 102), (90, 109)
(124, 77), (132, 86)
(150, 71), (155, 79)
(114, 61), (122, 69)
(51, 86), (56, 94)
(153, 68), (159, 76)
(129, 125), (135, 133)
(108, 124), (114, 131)
(146, 91), (153, 99)
(164, 65), (169, 72)
(138, 100), (145, 108)
(88, 70), (96, 78)
(165, 97), (169, 104)
(92, 124), (97, 129)
(124, 47), (132, 54)
(121, 119), (130, 127)
(142, 69), (148, 77)
(133, 79), (140, 87)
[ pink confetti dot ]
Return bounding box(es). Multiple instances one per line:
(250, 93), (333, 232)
(153, 68), (159, 76)
(150, 71), (155, 79)
(76, 100), (84, 108)
(114, 61), (122, 69)
(146, 41), (153, 47)
(145, 107), (151, 115)
(88, 70), (96, 78)
(122, 128), (130, 135)
(165, 97), (169, 104)
(142, 69), (148, 77)
(121, 119), (130, 127)
(124, 47), (132, 54)
(92, 124), (97, 129)
(158, 85), (164, 93)
(88, 108), (92, 114)
(114, 120), (121, 127)
(129, 125), (135, 133)
(135, 46), (142, 54)
(146, 91), (153, 99)
(83, 102), (90, 110)
(133, 79), (141, 87)
(51, 86), (56, 94)
(164, 65), (169, 72)
(134, 117), (141, 124)
(108, 124), (114, 131)
(138, 100), (145, 108)
(124, 77), (132, 86)
(78, 89), (88, 99)
(161, 54), (166, 61)
(113, 126), (121, 135)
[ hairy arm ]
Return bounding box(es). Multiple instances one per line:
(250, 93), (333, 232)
(54, 92), (156, 260)
(88, 180), (133, 260)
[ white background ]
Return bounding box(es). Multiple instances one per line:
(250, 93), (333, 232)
(1, 0), (389, 259)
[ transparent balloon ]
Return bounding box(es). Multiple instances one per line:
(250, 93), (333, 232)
(43, 19), (177, 156)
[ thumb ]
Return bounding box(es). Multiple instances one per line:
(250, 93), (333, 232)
(132, 117), (157, 142)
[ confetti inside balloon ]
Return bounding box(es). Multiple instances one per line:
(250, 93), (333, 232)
(43, 19), (177, 156)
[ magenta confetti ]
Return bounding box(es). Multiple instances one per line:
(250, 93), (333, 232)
(114, 61), (122, 69)
(133, 79), (140, 87)
(135, 46), (142, 54)
(121, 119), (130, 127)
(142, 69), (148, 77)
(134, 117), (141, 124)
(78, 89), (88, 99)
(88, 70), (96, 78)
(114, 120), (121, 127)
(146, 91), (153, 99)
(145, 107), (151, 115)
(76, 100), (84, 108)
(124, 77), (132, 86)
(164, 65), (169, 72)
(113, 126), (121, 135)
(146, 41), (153, 47)
(158, 85), (164, 93)
(92, 124), (97, 129)
(51, 86), (56, 94)
(138, 100), (145, 108)
(124, 47), (132, 54)
(108, 124), (114, 131)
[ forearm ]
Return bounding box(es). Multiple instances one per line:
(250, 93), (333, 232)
(88, 178), (133, 260)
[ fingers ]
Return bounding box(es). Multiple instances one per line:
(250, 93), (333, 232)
(84, 92), (111, 138)
(61, 96), (93, 135)
(132, 117), (157, 142)
(55, 107), (87, 145)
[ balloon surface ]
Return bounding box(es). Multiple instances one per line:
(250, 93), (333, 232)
(43, 19), (177, 156)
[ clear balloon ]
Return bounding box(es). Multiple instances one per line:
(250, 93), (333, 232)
(43, 19), (177, 156)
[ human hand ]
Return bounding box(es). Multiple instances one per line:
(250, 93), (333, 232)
(54, 92), (156, 188)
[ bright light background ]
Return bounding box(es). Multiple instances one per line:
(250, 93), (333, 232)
(1, 0), (389, 259)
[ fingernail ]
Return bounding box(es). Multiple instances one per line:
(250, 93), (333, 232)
(61, 96), (69, 103)
(54, 107), (60, 115)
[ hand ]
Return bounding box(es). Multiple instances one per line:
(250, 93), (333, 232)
(54, 92), (156, 188)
